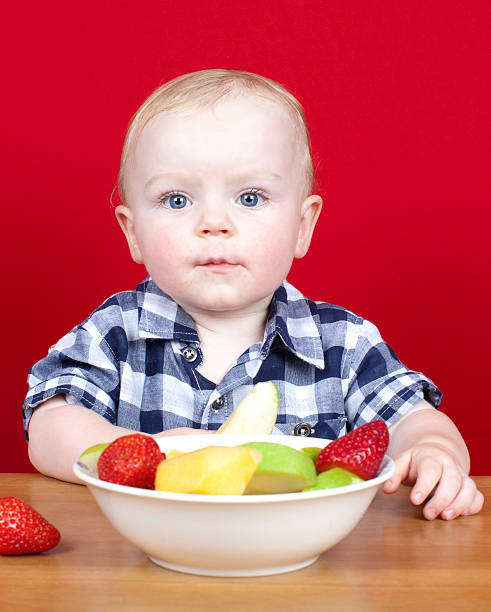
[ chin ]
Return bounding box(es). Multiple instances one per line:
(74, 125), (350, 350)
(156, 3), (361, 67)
(198, 296), (248, 312)
(189, 288), (264, 313)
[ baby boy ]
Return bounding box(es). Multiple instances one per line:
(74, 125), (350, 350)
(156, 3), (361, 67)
(23, 69), (483, 519)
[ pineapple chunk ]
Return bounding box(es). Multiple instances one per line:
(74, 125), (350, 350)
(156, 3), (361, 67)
(154, 446), (262, 495)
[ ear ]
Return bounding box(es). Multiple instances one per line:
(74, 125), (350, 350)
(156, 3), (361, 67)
(115, 205), (144, 264)
(294, 194), (323, 259)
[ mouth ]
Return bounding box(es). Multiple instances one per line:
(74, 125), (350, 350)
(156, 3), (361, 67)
(197, 258), (241, 272)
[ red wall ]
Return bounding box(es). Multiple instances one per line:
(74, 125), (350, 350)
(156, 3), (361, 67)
(2, 1), (490, 474)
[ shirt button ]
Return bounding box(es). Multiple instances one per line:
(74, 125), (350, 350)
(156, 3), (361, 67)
(181, 346), (198, 362)
(212, 396), (224, 410)
(294, 423), (312, 437)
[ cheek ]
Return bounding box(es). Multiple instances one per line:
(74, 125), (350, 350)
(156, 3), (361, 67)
(248, 212), (299, 256)
(135, 219), (186, 261)
(248, 222), (299, 277)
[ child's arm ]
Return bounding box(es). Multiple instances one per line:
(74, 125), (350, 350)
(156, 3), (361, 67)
(383, 400), (484, 520)
(28, 397), (212, 484)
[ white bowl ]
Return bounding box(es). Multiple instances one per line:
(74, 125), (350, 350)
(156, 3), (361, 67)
(73, 434), (394, 577)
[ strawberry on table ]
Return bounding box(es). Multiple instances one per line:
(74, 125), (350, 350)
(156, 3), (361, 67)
(97, 433), (165, 489)
(0, 497), (61, 555)
(315, 420), (389, 480)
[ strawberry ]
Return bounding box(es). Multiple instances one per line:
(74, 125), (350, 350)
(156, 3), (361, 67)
(97, 433), (165, 489)
(315, 420), (389, 480)
(0, 497), (60, 555)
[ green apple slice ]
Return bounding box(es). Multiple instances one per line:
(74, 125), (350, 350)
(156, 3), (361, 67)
(303, 467), (364, 491)
(241, 441), (317, 493)
(301, 446), (323, 462)
(77, 442), (109, 473)
(217, 382), (279, 434)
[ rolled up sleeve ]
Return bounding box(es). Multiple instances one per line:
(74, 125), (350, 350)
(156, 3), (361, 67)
(23, 322), (121, 440)
(344, 319), (442, 428)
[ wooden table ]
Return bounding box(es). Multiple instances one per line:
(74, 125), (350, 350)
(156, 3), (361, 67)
(1, 474), (489, 611)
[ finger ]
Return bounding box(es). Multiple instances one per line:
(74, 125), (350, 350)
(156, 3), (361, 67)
(421, 464), (463, 519)
(383, 450), (411, 494)
(440, 477), (477, 520)
(463, 489), (485, 516)
(409, 456), (443, 508)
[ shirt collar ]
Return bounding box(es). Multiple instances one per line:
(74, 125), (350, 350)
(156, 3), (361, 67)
(136, 277), (325, 369)
(137, 278), (200, 343)
(262, 281), (325, 370)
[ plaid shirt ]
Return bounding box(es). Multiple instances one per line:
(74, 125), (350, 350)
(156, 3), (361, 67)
(23, 278), (441, 441)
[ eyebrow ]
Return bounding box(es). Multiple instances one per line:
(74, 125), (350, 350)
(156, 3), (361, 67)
(144, 170), (284, 190)
(230, 170), (283, 183)
(144, 173), (188, 191)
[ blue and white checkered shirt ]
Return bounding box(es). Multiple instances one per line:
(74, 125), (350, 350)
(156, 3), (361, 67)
(23, 278), (441, 441)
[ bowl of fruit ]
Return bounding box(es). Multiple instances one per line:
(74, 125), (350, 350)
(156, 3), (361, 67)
(73, 383), (394, 577)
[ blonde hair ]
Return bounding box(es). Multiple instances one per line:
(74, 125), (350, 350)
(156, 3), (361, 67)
(117, 69), (314, 203)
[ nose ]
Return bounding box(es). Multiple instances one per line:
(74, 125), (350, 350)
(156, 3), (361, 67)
(196, 199), (234, 237)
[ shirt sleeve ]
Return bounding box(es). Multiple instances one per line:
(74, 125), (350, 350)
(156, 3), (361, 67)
(22, 319), (121, 440)
(344, 318), (442, 427)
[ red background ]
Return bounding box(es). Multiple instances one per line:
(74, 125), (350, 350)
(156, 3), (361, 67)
(2, 1), (490, 474)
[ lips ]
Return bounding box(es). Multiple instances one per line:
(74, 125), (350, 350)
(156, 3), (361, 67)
(196, 255), (239, 265)
(197, 257), (241, 272)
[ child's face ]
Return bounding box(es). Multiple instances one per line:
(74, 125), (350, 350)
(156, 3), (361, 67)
(116, 96), (322, 316)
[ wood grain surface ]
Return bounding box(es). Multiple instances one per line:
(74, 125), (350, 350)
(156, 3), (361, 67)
(1, 474), (489, 612)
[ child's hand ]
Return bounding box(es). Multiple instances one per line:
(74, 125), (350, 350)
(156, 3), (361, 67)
(383, 442), (484, 520)
(154, 428), (216, 437)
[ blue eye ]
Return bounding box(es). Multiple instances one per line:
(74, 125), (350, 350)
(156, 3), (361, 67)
(239, 191), (264, 207)
(166, 194), (190, 209)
